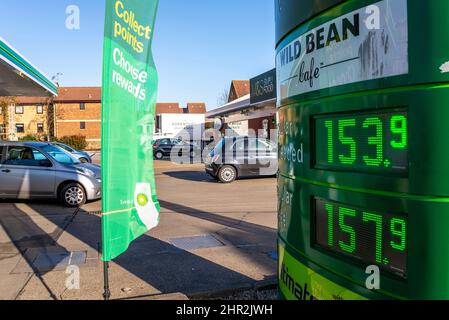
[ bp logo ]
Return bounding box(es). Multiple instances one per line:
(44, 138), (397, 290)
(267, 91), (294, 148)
(134, 182), (160, 230)
(136, 193), (149, 207)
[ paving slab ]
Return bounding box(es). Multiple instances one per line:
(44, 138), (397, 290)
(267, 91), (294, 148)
(0, 202), (79, 300)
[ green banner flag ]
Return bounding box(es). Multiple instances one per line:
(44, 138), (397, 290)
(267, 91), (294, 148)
(101, 0), (160, 261)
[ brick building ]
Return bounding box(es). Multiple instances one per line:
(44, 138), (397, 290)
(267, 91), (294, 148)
(54, 87), (102, 149)
(0, 96), (53, 141)
(53, 87), (206, 149)
(2, 86), (207, 149)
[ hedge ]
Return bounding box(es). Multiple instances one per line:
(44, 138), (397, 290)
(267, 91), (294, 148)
(57, 135), (88, 150)
(19, 134), (47, 142)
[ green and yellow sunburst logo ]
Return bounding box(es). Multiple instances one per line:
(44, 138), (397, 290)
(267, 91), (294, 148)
(136, 193), (149, 207)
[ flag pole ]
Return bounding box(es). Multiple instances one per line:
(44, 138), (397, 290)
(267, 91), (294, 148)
(103, 260), (111, 300)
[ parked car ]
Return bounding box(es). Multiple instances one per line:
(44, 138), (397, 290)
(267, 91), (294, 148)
(0, 142), (101, 207)
(153, 138), (196, 160)
(52, 142), (92, 163)
(205, 136), (278, 183)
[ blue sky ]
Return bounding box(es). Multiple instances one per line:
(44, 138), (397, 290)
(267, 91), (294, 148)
(0, 0), (275, 110)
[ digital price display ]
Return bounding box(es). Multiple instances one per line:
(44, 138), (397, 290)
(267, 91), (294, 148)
(314, 110), (408, 174)
(314, 198), (407, 276)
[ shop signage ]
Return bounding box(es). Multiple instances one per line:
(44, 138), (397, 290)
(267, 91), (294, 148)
(250, 68), (277, 105)
(276, 0), (409, 101)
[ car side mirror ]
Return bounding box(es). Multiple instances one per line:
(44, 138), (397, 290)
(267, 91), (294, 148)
(39, 159), (53, 167)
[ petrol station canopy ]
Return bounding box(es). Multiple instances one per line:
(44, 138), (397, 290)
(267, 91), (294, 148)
(0, 37), (57, 97)
(207, 94), (250, 119)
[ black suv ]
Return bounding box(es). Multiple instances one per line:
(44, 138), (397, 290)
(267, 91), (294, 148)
(153, 138), (197, 160)
(205, 137), (278, 183)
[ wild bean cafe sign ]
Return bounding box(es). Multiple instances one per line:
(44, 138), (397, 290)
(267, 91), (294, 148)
(276, 0), (409, 102)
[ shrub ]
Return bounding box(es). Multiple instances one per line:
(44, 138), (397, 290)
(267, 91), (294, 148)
(19, 134), (47, 142)
(58, 135), (88, 150)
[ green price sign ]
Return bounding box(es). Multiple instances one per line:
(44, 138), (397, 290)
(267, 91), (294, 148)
(314, 110), (408, 174)
(314, 198), (407, 276)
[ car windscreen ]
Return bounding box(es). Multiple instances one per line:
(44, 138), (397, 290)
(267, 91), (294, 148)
(42, 145), (81, 165)
(171, 139), (184, 145)
(55, 143), (74, 152)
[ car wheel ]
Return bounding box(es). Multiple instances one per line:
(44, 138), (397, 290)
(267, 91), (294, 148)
(60, 183), (86, 207)
(155, 151), (164, 160)
(79, 157), (89, 163)
(218, 165), (237, 183)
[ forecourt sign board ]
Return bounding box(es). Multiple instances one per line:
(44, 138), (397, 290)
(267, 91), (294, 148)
(276, 0), (449, 300)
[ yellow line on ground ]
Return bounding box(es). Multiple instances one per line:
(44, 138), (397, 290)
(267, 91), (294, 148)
(102, 207), (136, 216)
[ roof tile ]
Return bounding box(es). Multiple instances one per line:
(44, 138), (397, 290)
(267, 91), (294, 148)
(186, 103), (206, 114)
(231, 80), (250, 99)
(156, 103), (182, 114)
(1, 96), (52, 105)
(54, 87), (102, 102)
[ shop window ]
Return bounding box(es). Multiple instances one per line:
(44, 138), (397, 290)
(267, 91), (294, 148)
(80, 122), (86, 130)
(37, 105), (44, 114)
(15, 106), (23, 114)
(16, 124), (24, 133)
(37, 123), (44, 133)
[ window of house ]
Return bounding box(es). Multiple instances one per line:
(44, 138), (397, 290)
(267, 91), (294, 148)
(37, 105), (43, 114)
(37, 123), (44, 133)
(16, 124), (24, 133)
(15, 106), (23, 114)
(80, 122), (86, 130)
(80, 103), (85, 110)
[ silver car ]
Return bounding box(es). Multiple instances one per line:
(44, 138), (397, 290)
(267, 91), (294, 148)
(0, 142), (101, 207)
(52, 142), (93, 163)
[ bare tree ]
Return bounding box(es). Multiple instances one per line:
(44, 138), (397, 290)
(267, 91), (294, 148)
(216, 87), (229, 107)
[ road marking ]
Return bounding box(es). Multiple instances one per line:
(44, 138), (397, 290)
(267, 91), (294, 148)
(102, 207), (135, 216)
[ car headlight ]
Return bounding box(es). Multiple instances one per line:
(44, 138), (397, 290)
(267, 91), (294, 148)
(76, 167), (95, 177)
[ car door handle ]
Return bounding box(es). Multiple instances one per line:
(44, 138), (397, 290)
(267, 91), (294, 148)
(1, 169), (11, 173)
